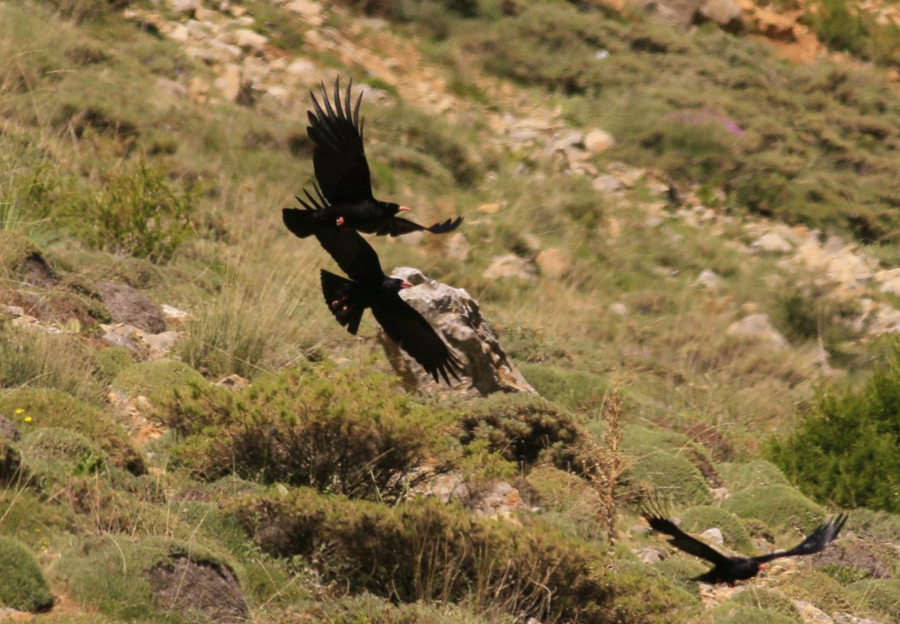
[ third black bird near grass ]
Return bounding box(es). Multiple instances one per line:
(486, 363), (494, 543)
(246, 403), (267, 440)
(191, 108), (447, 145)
(282, 77), (463, 238)
(641, 499), (847, 585)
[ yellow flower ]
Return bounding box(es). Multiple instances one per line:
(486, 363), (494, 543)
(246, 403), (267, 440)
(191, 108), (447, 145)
(15, 408), (24, 414)
(24, 416), (32, 423)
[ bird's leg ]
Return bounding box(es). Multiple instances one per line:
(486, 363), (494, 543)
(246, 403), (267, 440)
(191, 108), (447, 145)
(330, 296), (351, 314)
(335, 216), (346, 227)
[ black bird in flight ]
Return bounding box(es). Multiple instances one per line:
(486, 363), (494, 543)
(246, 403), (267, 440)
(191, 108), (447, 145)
(299, 191), (463, 385)
(641, 500), (848, 585)
(282, 77), (464, 238)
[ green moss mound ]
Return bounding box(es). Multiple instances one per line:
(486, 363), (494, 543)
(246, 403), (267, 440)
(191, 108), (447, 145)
(159, 365), (453, 501)
(457, 393), (592, 471)
(312, 593), (507, 624)
(627, 451), (713, 507)
(0, 388), (144, 474)
(0, 535), (53, 612)
(0, 231), (42, 276)
(111, 360), (206, 404)
(92, 346), (136, 383)
(232, 489), (691, 624)
(721, 485), (823, 533)
(0, 490), (73, 551)
(680, 505), (752, 553)
(718, 460), (789, 492)
(526, 465), (606, 541)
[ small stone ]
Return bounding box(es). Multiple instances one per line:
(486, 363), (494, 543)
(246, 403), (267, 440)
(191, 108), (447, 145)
(881, 278), (900, 297)
(636, 547), (663, 564)
(286, 58), (317, 77)
(695, 269), (725, 289)
(0, 416), (21, 442)
(161, 304), (192, 325)
(168, 0), (199, 14)
(609, 302), (628, 316)
(700, 527), (724, 546)
(98, 282), (167, 334)
(793, 600), (834, 624)
(216, 374), (250, 390)
(726, 314), (789, 351)
(536, 248), (569, 279)
(752, 232), (793, 253)
(592, 174), (623, 194)
(231, 28), (268, 54)
(285, 0), (325, 25)
(446, 233), (470, 261)
(699, 0), (744, 31)
(483, 255), (536, 281)
(477, 202), (501, 214)
(584, 129), (615, 154)
(1, 305), (24, 317)
(142, 331), (180, 359)
(214, 63), (243, 101)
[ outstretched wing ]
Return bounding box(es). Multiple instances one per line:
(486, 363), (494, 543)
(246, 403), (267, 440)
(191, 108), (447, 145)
(316, 227), (385, 284)
(641, 500), (731, 566)
(371, 294), (463, 385)
(752, 513), (848, 565)
(364, 216), (465, 237)
(307, 77), (373, 205)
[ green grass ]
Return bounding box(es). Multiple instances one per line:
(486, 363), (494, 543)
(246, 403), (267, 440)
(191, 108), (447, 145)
(0, 535), (53, 612)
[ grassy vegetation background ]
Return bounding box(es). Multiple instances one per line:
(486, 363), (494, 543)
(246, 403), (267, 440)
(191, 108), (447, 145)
(1, 0), (900, 621)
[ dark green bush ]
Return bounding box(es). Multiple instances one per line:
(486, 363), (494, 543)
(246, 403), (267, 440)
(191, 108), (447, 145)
(0, 535), (53, 612)
(457, 393), (592, 472)
(159, 366), (453, 501)
(231, 488), (690, 624)
(769, 344), (900, 512)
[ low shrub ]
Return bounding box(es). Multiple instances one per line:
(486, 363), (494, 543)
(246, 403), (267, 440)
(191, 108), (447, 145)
(457, 393), (592, 472)
(73, 162), (197, 263)
(0, 388), (144, 474)
(707, 604), (799, 624)
(519, 364), (609, 411)
(724, 588), (801, 622)
(0, 535), (53, 612)
(53, 535), (247, 622)
(769, 344), (900, 512)
(231, 489), (691, 624)
(847, 579), (900, 621)
(159, 366), (453, 501)
(680, 505), (752, 553)
(721, 485), (823, 534)
(780, 570), (854, 613)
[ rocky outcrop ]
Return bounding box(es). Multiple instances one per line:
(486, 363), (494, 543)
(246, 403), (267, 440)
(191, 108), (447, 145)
(98, 281), (166, 334)
(379, 267), (537, 396)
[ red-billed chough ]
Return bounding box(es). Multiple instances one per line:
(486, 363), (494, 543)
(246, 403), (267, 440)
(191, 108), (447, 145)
(282, 77), (463, 238)
(641, 499), (847, 585)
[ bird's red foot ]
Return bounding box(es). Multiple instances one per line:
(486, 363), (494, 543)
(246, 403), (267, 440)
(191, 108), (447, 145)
(336, 216), (345, 227)
(330, 296), (351, 314)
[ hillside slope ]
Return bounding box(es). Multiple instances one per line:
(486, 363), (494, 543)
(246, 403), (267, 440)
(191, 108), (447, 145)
(1, 0), (900, 622)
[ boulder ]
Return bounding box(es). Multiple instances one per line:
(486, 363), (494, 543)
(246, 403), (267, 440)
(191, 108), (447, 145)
(752, 232), (793, 253)
(483, 254), (536, 281)
(726, 314), (788, 351)
(146, 556), (249, 624)
(380, 268), (538, 396)
(584, 128), (616, 154)
(697, 0), (744, 33)
(97, 282), (166, 334)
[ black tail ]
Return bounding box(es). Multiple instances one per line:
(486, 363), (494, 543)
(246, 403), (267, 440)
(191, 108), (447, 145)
(283, 185), (330, 239)
(282, 208), (318, 239)
(320, 270), (365, 335)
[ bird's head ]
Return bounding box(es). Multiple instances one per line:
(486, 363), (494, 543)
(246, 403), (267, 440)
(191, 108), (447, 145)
(384, 277), (413, 292)
(383, 201), (411, 217)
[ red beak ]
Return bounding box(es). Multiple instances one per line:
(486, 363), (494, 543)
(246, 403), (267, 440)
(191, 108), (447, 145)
(398, 205), (411, 212)
(400, 281), (413, 289)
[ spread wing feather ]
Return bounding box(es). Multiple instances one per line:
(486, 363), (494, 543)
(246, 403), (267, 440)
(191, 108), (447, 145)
(751, 513), (848, 565)
(641, 500), (731, 566)
(371, 295), (463, 385)
(307, 77), (373, 205)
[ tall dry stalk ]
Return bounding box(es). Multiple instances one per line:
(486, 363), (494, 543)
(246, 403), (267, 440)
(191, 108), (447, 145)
(583, 386), (628, 543)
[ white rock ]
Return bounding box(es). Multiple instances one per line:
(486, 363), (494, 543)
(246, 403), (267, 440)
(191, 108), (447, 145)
(592, 174), (623, 194)
(695, 269), (725, 289)
(726, 314), (789, 351)
(231, 28), (268, 54)
(536, 248), (569, 279)
(483, 254), (536, 281)
(881, 277), (900, 297)
(753, 232), (793, 253)
(609, 303), (629, 316)
(286, 58), (317, 77)
(699, 527), (724, 546)
(214, 63), (243, 101)
(636, 547), (663, 564)
(584, 129), (615, 154)
(446, 233), (470, 261)
(793, 600), (834, 624)
(168, 0), (200, 14)
(285, 0), (325, 26)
